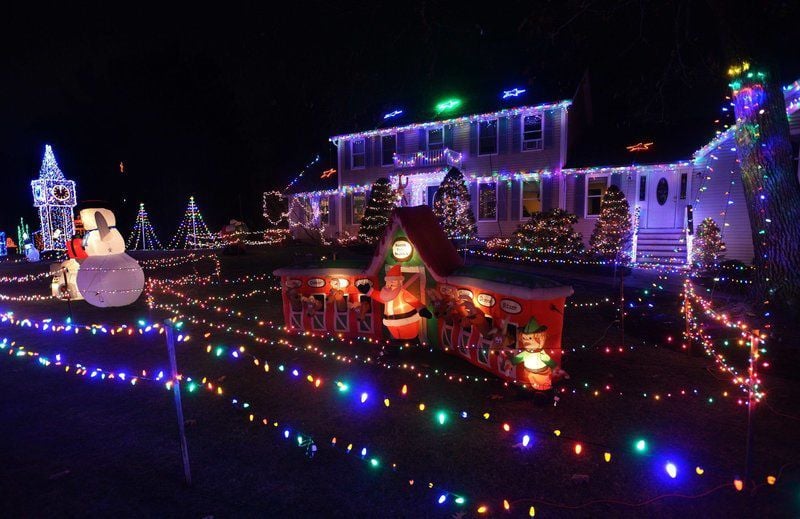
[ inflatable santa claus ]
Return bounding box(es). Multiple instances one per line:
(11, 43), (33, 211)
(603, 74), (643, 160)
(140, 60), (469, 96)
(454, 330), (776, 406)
(358, 264), (432, 340)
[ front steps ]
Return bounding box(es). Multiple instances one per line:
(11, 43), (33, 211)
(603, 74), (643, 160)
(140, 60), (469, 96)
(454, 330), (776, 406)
(635, 228), (687, 265)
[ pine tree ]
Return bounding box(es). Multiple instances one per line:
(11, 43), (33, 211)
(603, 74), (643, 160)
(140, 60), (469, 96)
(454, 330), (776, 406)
(433, 167), (477, 240)
(169, 196), (217, 249)
(127, 203), (163, 250)
(511, 209), (584, 256)
(357, 178), (396, 244)
(589, 185), (632, 262)
(692, 217), (726, 269)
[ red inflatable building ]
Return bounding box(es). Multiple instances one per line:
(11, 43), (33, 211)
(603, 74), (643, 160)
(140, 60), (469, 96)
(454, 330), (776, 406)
(275, 206), (573, 389)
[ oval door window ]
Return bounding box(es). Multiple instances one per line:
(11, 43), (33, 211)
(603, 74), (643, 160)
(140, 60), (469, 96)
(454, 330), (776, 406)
(656, 178), (669, 205)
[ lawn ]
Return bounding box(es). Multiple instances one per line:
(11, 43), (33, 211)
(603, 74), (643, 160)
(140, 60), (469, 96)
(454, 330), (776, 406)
(0, 247), (798, 518)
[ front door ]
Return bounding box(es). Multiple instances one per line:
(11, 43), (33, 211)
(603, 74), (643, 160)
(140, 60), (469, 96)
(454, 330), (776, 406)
(645, 169), (681, 228)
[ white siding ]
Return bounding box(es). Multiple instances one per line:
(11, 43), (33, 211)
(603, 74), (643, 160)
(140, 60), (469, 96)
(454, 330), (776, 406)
(691, 144), (754, 263)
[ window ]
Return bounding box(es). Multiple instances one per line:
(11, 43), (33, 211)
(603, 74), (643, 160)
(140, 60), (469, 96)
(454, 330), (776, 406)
(478, 120), (498, 155)
(521, 179), (541, 218)
(333, 293), (349, 331)
(311, 294), (325, 330)
(358, 295), (373, 333)
(381, 135), (396, 166)
(351, 139), (365, 169)
(478, 182), (497, 221)
(477, 316), (492, 366)
(638, 176), (647, 202)
(352, 193), (366, 223)
(427, 127), (444, 151)
(586, 176), (608, 217)
(680, 173), (688, 200)
(319, 197), (330, 225)
(522, 114), (543, 151)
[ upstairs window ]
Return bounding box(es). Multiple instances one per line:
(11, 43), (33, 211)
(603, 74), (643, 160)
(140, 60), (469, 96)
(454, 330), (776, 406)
(478, 120), (498, 155)
(351, 139), (365, 169)
(427, 127), (444, 151)
(478, 181), (498, 221)
(522, 114), (543, 151)
(381, 135), (396, 166)
(586, 176), (608, 217)
(521, 179), (541, 218)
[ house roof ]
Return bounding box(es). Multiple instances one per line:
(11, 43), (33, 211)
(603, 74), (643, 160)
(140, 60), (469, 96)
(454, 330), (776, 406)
(330, 100), (572, 142)
(283, 160), (339, 195)
(366, 206), (464, 278)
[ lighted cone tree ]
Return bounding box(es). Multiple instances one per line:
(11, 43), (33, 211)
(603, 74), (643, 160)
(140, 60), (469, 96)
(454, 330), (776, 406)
(511, 209), (584, 256)
(127, 203), (163, 250)
(729, 62), (800, 309)
(692, 217), (726, 269)
(169, 196), (217, 249)
(358, 178), (396, 245)
(589, 185), (632, 262)
(433, 167), (477, 241)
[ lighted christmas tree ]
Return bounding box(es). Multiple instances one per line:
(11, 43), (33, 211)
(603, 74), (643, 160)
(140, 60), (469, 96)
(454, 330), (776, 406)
(358, 178), (396, 245)
(127, 203), (164, 250)
(589, 185), (632, 262)
(433, 167), (477, 241)
(692, 217), (726, 269)
(169, 196), (217, 249)
(511, 209), (584, 256)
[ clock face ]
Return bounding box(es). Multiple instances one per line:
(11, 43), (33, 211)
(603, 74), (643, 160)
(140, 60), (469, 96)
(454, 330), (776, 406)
(33, 184), (44, 202)
(51, 185), (71, 202)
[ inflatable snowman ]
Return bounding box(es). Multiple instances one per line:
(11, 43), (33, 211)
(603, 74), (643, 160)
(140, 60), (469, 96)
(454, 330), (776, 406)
(76, 208), (145, 307)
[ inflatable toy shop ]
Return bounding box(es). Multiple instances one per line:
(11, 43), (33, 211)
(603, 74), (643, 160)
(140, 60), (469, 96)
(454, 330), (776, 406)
(274, 206), (573, 390)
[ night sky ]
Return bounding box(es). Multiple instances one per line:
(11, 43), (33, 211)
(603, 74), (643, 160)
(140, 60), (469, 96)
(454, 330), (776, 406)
(2, 1), (799, 236)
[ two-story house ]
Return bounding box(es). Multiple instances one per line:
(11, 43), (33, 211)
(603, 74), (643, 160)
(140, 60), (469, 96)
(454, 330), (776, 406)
(282, 79), (800, 266)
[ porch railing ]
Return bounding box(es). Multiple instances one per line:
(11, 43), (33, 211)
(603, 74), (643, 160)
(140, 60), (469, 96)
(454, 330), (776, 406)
(393, 148), (463, 169)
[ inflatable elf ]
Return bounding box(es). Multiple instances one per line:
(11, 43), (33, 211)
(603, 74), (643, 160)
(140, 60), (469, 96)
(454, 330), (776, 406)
(511, 317), (556, 390)
(358, 264), (432, 340)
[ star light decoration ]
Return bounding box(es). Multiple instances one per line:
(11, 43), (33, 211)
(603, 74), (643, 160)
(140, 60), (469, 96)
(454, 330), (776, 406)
(502, 88), (526, 99)
(626, 142), (654, 152)
(383, 110), (403, 119)
(320, 168), (337, 179)
(435, 98), (462, 112)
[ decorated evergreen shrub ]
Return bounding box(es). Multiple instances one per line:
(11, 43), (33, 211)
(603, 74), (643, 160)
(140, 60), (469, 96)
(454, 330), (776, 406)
(511, 209), (584, 256)
(692, 217), (726, 268)
(433, 167), (477, 241)
(589, 185), (632, 261)
(358, 178), (396, 245)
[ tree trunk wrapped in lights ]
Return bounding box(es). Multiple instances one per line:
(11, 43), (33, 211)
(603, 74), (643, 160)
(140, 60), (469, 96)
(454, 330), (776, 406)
(692, 217), (726, 269)
(433, 167), (477, 241)
(729, 62), (800, 309)
(511, 209), (584, 256)
(589, 185), (632, 262)
(357, 178), (396, 245)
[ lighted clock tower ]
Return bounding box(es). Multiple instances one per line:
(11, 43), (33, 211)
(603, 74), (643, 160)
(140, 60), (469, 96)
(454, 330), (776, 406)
(31, 145), (77, 251)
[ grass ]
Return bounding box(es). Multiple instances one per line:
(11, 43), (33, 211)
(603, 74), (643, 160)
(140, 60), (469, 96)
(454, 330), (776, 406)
(0, 247), (798, 518)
